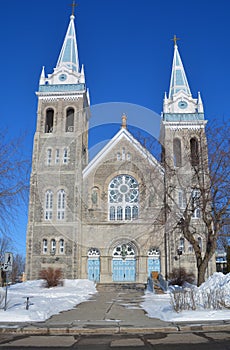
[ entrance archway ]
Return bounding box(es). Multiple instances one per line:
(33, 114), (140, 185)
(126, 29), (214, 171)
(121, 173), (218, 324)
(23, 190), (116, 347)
(87, 248), (100, 282)
(112, 243), (136, 282)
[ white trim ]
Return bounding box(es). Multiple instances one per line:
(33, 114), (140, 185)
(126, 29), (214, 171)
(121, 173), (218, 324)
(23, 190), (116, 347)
(83, 128), (164, 178)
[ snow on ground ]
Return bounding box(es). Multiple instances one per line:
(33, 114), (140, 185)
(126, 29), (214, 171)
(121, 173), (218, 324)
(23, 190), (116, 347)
(141, 272), (230, 322)
(0, 273), (229, 323)
(0, 279), (97, 323)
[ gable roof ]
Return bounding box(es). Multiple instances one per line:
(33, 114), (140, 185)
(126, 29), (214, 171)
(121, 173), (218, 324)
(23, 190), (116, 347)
(83, 127), (164, 178)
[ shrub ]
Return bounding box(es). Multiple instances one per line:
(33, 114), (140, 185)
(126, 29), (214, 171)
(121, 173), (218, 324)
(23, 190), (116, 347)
(39, 267), (63, 288)
(169, 267), (195, 286)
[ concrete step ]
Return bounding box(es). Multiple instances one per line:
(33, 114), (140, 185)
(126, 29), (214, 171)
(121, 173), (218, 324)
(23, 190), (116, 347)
(96, 283), (146, 292)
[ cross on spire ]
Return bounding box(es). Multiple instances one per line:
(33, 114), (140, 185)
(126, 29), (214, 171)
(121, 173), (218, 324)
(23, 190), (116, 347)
(172, 34), (180, 47)
(70, 1), (78, 16)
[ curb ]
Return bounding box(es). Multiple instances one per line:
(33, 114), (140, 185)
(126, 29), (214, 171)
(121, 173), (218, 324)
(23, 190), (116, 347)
(0, 323), (229, 335)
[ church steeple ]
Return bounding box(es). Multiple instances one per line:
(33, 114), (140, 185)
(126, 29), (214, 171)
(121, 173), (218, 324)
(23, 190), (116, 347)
(163, 36), (204, 117)
(169, 37), (191, 99)
(38, 7), (85, 89)
(56, 14), (79, 72)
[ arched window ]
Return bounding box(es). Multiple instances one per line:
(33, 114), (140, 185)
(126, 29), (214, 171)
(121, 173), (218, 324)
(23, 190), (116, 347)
(192, 189), (201, 218)
(66, 108), (74, 132)
(57, 189), (66, 220)
(55, 149), (60, 164)
(59, 239), (65, 254)
(108, 175), (139, 221)
(47, 148), (52, 165)
(88, 248), (100, 257)
(190, 137), (199, 166)
(63, 148), (68, 164)
(179, 237), (185, 252)
(173, 138), (182, 167)
(43, 239), (48, 254)
(45, 190), (53, 220)
(198, 237), (202, 251)
(51, 239), (56, 254)
(45, 109), (54, 133)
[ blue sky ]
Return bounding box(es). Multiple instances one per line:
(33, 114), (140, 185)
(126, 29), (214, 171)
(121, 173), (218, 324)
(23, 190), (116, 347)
(1, 0), (229, 256)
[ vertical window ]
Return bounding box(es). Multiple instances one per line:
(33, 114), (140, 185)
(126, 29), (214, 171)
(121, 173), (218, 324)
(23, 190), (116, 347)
(179, 237), (185, 252)
(117, 206), (123, 220)
(117, 152), (121, 161)
(51, 239), (56, 254)
(55, 149), (60, 164)
(173, 138), (182, 167)
(122, 148), (125, 160)
(190, 138), (199, 166)
(188, 242), (193, 253)
(63, 148), (68, 164)
(45, 190), (53, 220)
(125, 206), (131, 220)
(59, 239), (64, 254)
(110, 206), (115, 220)
(198, 237), (202, 251)
(47, 148), (52, 165)
(45, 109), (54, 133)
(132, 206), (139, 219)
(192, 189), (201, 218)
(66, 108), (74, 132)
(43, 239), (48, 254)
(57, 189), (66, 220)
(178, 189), (186, 209)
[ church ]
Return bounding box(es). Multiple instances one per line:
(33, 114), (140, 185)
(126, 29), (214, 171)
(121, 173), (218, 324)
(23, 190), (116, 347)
(25, 9), (216, 283)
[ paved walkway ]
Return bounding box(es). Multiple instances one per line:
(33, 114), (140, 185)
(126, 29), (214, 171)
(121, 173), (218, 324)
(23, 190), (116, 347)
(0, 287), (229, 335)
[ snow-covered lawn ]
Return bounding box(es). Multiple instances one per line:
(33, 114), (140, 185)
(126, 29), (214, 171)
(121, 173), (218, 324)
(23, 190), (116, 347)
(0, 273), (229, 323)
(0, 279), (97, 322)
(141, 272), (230, 322)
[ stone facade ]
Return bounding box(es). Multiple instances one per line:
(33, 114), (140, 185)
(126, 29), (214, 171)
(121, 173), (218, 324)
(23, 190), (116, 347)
(25, 14), (216, 283)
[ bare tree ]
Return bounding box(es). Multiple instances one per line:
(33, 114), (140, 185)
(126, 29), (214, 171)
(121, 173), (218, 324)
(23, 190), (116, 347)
(0, 130), (29, 235)
(164, 120), (230, 286)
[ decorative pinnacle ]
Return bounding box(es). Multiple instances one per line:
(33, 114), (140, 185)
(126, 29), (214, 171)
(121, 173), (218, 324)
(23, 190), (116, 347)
(172, 34), (180, 47)
(70, 1), (78, 16)
(121, 114), (127, 129)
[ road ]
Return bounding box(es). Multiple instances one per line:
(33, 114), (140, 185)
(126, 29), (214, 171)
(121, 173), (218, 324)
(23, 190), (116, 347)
(0, 331), (229, 349)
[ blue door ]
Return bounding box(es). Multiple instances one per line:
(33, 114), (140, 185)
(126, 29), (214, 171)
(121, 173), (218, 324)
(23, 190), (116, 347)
(88, 259), (100, 282)
(112, 259), (136, 282)
(148, 257), (160, 277)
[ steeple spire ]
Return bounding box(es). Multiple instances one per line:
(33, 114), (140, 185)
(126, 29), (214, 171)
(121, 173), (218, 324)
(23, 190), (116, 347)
(169, 36), (191, 98)
(56, 11), (79, 72)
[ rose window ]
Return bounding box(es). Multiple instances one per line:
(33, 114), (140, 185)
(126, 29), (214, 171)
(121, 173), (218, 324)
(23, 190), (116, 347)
(109, 175), (139, 221)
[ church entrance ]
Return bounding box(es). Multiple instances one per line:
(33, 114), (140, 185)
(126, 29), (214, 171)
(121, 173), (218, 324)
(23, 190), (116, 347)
(112, 243), (136, 282)
(147, 248), (161, 277)
(87, 248), (100, 282)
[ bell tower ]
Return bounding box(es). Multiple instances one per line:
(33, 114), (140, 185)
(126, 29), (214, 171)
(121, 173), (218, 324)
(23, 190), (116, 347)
(160, 36), (209, 275)
(26, 8), (90, 280)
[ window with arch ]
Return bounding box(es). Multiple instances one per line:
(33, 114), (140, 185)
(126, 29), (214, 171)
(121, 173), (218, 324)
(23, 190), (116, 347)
(173, 138), (182, 167)
(63, 148), (68, 164)
(192, 189), (201, 218)
(108, 175), (139, 221)
(55, 149), (60, 164)
(47, 148), (52, 165)
(45, 190), (53, 220)
(88, 248), (100, 257)
(190, 137), (199, 166)
(59, 239), (65, 254)
(57, 189), (66, 220)
(179, 237), (185, 252)
(66, 108), (74, 132)
(51, 239), (56, 254)
(45, 109), (54, 133)
(198, 237), (202, 251)
(148, 248), (160, 257)
(42, 239), (48, 254)
(112, 243), (136, 258)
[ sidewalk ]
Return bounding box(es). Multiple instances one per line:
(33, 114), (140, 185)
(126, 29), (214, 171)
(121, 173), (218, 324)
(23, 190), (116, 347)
(0, 287), (229, 335)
